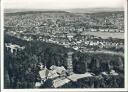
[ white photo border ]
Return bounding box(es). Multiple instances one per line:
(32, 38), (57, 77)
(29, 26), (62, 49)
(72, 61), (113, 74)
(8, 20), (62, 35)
(1, 0), (128, 92)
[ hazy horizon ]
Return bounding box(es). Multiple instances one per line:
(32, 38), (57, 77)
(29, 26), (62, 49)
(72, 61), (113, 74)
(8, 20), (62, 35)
(3, 0), (125, 9)
(4, 7), (124, 10)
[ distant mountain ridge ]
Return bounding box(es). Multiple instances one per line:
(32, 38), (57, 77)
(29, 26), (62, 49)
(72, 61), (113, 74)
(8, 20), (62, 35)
(65, 8), (124, 13)
(4, 7), (124, 14)
(4, 10), (70, 16)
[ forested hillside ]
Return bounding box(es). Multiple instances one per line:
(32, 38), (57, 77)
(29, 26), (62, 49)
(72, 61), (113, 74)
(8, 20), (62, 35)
(4, 34), (124, 88)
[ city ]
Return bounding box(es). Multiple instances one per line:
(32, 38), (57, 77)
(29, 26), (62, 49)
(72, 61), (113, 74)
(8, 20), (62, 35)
(4, 9), (124, 88)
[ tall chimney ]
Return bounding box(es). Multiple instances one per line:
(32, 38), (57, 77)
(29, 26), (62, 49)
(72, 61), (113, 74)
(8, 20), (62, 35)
(67, 52), (73, 75)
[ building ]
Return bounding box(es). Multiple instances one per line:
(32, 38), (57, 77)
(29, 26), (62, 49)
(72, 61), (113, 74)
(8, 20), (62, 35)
(67, 52), (74, 75)
(5, 43), (25, 54)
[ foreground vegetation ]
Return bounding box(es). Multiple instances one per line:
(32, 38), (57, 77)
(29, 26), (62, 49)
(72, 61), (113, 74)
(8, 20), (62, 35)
(4, 35), (124, 88)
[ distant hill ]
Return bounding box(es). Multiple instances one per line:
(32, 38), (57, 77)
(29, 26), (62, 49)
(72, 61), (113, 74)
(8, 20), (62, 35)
(4, 7), (124, 14)
(85, 11), (124, 17)
(4, 9), (70, 13)
(65, 8), (124, 13)
(4, 8), (124, 33)
(4, 10), (70, 16)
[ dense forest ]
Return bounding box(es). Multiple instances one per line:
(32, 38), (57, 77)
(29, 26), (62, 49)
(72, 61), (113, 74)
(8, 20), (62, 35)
(4, 34), (72, 88)
(4, 34), (124, 88)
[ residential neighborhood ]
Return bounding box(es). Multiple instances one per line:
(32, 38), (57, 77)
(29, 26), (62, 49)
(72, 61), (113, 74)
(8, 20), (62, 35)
(4, 8), (125, 88)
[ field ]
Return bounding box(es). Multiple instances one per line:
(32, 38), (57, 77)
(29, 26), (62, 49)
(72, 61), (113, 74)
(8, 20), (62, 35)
(82, 32), (124, 39)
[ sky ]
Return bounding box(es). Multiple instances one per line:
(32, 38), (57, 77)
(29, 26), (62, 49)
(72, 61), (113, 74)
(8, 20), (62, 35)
(3, 0), (125, 9)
